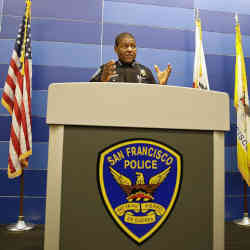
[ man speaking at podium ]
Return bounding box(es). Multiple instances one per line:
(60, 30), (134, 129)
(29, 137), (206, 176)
(90, 32), (172, 85)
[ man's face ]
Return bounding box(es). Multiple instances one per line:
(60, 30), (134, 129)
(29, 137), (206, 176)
(114, 36), (137, 64)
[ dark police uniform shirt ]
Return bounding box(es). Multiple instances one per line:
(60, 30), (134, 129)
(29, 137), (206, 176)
(89, 60), (156, 84)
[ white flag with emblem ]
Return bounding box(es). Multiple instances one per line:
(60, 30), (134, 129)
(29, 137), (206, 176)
(193, 15), (210, 90)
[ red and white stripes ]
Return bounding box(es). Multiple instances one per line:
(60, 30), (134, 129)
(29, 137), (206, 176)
(1, 51), (32, 178)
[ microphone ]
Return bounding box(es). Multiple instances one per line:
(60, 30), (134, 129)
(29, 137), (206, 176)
(110, 73), (119, 82)
(137, 68), (147, 83)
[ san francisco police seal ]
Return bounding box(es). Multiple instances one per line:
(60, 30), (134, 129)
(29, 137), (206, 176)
(98, 139), (182, 244)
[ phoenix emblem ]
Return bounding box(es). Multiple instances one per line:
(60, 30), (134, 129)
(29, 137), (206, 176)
(109, 167), (171, 202)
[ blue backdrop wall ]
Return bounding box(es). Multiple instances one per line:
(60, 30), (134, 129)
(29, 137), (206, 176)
(0, 0), (250, 224)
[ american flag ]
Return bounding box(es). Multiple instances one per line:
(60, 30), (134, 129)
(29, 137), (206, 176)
(1, 0), (32, 178)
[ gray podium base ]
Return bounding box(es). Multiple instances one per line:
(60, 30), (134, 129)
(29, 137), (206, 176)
(58, 126), (214, 250)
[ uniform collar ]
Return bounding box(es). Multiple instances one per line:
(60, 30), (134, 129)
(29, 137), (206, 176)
(117, 60), (137, 67)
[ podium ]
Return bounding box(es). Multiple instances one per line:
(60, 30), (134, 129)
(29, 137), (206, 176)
(44, 82), (229, 250)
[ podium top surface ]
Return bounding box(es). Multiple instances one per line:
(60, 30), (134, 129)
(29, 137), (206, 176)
(46, 82), (230, 131)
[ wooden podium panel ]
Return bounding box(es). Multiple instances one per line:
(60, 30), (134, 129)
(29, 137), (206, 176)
(44, 83), (229, 250)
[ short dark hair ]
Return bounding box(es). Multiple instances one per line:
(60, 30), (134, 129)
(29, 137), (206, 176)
(115, 32), (135, 47)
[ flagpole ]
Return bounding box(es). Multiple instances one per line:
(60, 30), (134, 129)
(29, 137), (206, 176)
(195, 8), (199, 20)
(233, 12), (250, 227)
(0, 0), (4, 32)
(6, 173), (35, 231)
(244, 181), (248, 213)
(233, 180), (250, 227)
(20, 172), (24, 218)
(235, 13), (239, 25)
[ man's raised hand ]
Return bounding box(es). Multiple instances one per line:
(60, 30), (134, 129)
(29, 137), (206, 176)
(101, 60), (117, 82)
(154, 64), (172, 85)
